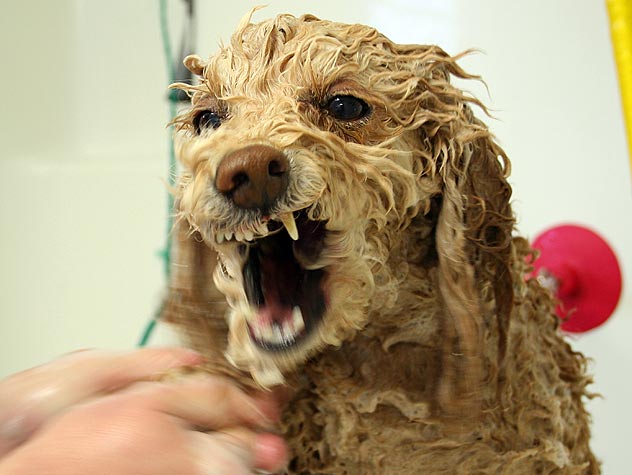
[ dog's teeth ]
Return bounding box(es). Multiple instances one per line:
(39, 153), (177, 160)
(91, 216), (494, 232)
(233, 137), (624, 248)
(292, 306), (305, 332)
(252, 322), (262, 340)
(253, 312), (304, 348)
(283, 329), (295, 345)
(272, 324), (284, 343)
(263, 322), (275, 341)
(282, 318), (294, 337)
(279, 213), (299, 241)
(225, 230), (234, 241)
(215, 232), (225, 244)
(243, 229), (254, 241)
(234, 230), (244, 242)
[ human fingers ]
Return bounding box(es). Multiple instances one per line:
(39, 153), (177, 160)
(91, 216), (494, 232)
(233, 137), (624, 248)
(0, 347), (202, 455)
(191, 428), (288, 475)
(131, 375), (279, 431)
(2, 347), (202, 404)
(49, 347), (204, 394)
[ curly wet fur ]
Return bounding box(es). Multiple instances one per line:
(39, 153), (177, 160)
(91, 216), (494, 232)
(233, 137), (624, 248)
(163, 11), (599, 474)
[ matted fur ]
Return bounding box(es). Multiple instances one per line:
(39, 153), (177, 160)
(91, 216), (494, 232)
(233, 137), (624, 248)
(163, 11), (598, 474)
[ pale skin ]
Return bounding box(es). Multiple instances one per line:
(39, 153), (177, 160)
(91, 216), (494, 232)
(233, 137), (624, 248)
(0, 347), (287, 474)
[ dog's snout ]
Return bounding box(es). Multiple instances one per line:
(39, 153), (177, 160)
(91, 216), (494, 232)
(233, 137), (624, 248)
(215, 145), (289, 209)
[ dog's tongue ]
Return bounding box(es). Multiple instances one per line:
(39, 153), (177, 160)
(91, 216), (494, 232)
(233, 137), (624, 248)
(254, 305), (293, 327)
(259, 252), (299, 324)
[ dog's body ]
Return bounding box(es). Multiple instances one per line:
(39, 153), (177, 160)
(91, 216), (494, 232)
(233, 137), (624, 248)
(163, 12), (598, 474)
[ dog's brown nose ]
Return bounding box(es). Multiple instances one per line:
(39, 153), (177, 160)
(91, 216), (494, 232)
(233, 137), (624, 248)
(215, 145), (289, 210)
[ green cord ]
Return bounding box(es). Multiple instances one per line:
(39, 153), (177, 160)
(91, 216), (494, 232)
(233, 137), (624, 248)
(159, 0), (178, 279)
(138, 0), (179, 347)
(138, 312), (159, 347)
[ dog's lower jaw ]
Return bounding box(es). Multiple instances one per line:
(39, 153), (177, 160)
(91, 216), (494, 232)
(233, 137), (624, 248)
(223, 298), (371, 387)
(223, 306), (317, 387)
(224, 260), (377, 387)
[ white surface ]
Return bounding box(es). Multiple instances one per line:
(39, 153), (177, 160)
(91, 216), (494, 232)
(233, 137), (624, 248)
(0, 0), (630, 472)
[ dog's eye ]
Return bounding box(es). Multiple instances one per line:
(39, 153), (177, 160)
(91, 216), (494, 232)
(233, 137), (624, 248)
(325, 95), (370, 121)
(193, 110), (223, 133)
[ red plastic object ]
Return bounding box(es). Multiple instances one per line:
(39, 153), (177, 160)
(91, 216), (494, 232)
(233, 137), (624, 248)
(531, 224), (622, 333)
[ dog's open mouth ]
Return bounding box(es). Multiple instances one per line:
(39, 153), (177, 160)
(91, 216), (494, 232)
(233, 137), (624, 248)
(242, 211), (328, 352)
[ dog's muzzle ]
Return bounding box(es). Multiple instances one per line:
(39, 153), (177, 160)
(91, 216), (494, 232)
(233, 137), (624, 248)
(213, 144), (329, 352)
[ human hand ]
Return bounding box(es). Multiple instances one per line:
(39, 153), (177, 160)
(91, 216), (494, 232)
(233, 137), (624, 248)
(0, 347), (202, 456)
(0, 349), (287, 474)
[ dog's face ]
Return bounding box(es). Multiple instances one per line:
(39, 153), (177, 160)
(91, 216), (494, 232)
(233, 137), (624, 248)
(172, 13), (511, 386)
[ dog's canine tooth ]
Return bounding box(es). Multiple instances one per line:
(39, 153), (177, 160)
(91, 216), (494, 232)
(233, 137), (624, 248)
(292, 306), (305, 332)
(279, 212), (299, 240)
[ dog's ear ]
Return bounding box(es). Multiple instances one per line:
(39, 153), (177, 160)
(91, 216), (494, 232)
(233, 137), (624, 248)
(431, 105), (515, 419)
(183, 54), (205, 76)
(396, 50), (515, 418)
(435, 122), (514, 416)
(369, 43), (514, 418)
(161, 216), (226, 341)
(161, 217), (236, 377)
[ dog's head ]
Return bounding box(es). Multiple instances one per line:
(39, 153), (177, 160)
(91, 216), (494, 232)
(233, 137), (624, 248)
(171, 12), (514, 391)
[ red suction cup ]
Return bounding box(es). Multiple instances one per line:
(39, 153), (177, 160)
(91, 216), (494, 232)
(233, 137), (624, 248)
(530, 224), (622, 333)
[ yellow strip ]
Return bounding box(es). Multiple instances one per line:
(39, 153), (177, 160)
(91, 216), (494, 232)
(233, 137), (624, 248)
(607, 0), (632, 172)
